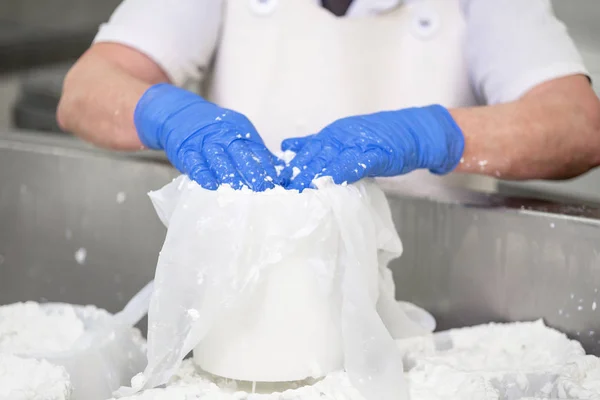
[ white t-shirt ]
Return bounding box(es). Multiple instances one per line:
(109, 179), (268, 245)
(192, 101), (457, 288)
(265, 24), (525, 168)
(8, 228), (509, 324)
(94, 0), (588, 106)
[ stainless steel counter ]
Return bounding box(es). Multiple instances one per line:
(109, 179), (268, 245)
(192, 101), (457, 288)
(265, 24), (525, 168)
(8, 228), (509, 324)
(385, 183), (600, 356)
(0, 131), (599, 356)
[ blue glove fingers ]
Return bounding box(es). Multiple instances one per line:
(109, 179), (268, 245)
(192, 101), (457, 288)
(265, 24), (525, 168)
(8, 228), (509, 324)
(190, 170), (220, 190)
(203, 143), (246, 190)
(181, 149), (219, 190)
(227, 140), (276, 192)
(318, 148), (367, 186)
(281, 135), (316, 153)
(246, 142), (284, 187)
(286, 145), (340, 191)
(279, 139), (323, 184)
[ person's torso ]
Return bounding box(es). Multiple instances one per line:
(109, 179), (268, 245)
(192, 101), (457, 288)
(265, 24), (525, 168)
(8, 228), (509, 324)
(205, 0), (496, 192)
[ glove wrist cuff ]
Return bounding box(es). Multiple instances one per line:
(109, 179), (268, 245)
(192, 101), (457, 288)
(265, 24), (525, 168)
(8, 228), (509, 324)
(134, 83), (211, 150)
(424, 105), (465, 175)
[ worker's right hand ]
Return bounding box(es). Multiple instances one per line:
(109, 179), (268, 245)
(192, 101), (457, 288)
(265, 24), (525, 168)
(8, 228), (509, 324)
(279, 105), (464, 191)
(134, 83), (281, 191)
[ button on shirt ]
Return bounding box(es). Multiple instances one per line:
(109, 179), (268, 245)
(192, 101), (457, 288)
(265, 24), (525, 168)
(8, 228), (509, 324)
(94, 0), (588, 106)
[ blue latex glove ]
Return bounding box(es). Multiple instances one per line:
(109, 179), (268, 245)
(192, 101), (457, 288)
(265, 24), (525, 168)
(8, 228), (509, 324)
(135, 83), (281, 191)
(280, 105), (464, 191)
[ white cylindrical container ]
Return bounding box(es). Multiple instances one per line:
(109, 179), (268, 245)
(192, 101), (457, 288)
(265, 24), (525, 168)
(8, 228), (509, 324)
(192, 194), (344, 382)
(189, 186), (343, 382)
(193, 254), (344, 382)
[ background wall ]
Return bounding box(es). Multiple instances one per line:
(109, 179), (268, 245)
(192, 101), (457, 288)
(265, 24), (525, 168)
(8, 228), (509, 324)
(0, 0), (120, 29)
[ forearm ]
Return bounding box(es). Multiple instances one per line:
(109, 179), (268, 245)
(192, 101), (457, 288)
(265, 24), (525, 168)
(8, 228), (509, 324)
(451, 75), (600, 180)
(57, 44), (168, 150)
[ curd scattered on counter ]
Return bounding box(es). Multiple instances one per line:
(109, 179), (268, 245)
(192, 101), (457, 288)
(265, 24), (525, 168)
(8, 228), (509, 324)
(0, 302), (84, 355)
(0, 354), (72, 400)
(112, 320), (600, 400)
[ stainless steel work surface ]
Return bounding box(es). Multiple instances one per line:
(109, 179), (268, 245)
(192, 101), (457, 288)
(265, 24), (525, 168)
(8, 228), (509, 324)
(385, 186), (600, 356)
(0, 131), (175, 314)
(1, 132), (599, 356)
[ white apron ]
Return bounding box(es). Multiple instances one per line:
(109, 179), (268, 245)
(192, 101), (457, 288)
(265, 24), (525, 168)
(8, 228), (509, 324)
(206, 0), (496, 191)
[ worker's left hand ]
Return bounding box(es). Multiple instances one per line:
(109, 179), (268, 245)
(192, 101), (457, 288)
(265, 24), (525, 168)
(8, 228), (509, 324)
(280, 105), (465, 191)
(134, 84), (282, 191)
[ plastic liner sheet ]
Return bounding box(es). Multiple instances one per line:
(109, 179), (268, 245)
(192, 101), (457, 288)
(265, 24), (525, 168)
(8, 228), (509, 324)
(116, 177), (434, 400)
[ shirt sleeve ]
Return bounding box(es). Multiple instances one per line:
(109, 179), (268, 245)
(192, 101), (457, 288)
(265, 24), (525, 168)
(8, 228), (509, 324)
(461, 0), (589, 105)
(94, 0), (223, 87)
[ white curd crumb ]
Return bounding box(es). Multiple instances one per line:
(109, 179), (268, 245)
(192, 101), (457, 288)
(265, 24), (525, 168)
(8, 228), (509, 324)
(0, 354), (72, 400)
(0, 302), (85, 355)
(292, 167), (302, 179)
(74, 248), (87, 265)
(116, 192), (127, 204)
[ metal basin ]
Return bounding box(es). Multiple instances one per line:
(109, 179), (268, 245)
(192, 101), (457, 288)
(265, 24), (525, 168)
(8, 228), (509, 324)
(0, 131), (599, 356)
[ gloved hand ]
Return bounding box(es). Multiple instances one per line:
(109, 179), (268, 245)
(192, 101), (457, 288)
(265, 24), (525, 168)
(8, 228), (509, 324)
(134, 83), (281, 191)
(280, 105), (464, 191)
